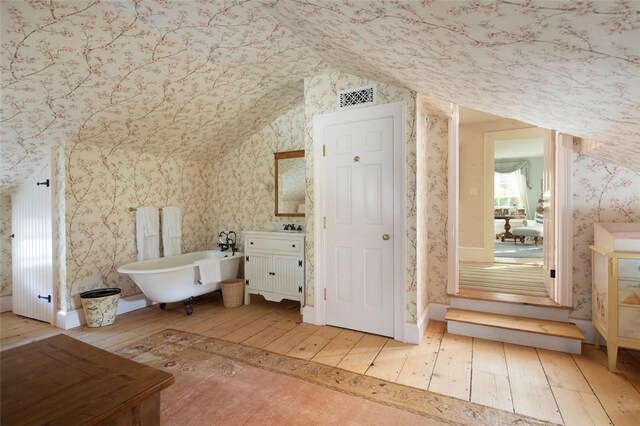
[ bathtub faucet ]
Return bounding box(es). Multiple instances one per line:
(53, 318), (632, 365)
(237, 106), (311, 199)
(227, 231), (237, 255)
(218, 231), (229, 251)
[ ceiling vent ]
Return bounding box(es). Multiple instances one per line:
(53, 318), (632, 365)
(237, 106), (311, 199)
(337, 84), (377, 110)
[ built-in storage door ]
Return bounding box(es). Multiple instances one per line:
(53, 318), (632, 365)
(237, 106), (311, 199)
(272, 256), (301, 296)
(542, 131), (556, 298)
(245, 254), (270, 291)
(12, 161), (53, 323)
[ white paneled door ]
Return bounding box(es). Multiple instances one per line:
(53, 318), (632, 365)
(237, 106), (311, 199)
(324, 115), (395, 337)
(12, 161), (53, 323)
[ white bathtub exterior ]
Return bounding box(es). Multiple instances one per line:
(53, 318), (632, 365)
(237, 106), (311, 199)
(117, 250), (243, 303)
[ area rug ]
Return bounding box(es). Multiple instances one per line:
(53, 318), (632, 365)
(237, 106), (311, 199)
(494, 240), (543, 258)
(459, 262), (548, 297)
(116, 329), (551, 425)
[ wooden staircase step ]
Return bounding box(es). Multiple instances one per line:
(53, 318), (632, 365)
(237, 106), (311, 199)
(445, 308), (585, 340)
(448, 289), (571, 309)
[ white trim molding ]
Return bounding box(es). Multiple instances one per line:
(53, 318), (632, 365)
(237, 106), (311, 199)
(447, 105), (459, 295)
(428, 302), (449, 322)
(0, 295), (12, 313)
(312, 101), (407, 341)
(55, 293), (154, 330)
(555, 134), (574, 307)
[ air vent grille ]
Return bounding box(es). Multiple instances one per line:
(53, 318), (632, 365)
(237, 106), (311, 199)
(337, 85), (377, 110)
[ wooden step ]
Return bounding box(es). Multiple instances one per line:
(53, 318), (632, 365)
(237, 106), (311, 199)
(448, 290), (572, 322)
(445, 308), (584, 354)
(449, 289), (571, 309)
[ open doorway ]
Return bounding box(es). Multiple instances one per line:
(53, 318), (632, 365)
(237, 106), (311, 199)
(457, 107), (552, 299)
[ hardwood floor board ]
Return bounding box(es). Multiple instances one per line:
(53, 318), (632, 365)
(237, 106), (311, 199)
(626, 348), (640, 364)
(288, 326), (342, 360)
(311, 329), (365, 367)
(202, 305), (279, 339)
(337, 334), (387, 375)
(470, 339), (513, 412)
(221, 309), (294, 343)
(4, 300), (640, 426)
(428, 332), (472, 401)
(574, 345), (640, 426)
(263, 322), (319, 355)
(503, 343), (562, 424)
(241, 317), (301, 348)
(365, 339), (413, 382)
(395, 321), (445, 390)
(551, 386), (613, 426)
(617, 349), (640, 393)
(537, 348), (593, 393)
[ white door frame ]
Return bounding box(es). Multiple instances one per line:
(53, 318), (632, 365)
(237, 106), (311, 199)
(448, 116), (573, 308)
(313, 102), (407, 340)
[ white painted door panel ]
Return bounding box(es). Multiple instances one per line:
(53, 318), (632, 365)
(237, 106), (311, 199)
(543, 131), (556, 298)
(325, 116), (394, 337)
(246, 254), (270, 291)
(12, 161), (53, 323)
(272, 256), (300, 296)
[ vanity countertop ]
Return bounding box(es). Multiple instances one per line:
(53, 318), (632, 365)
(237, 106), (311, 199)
(243, 230), (304, 236)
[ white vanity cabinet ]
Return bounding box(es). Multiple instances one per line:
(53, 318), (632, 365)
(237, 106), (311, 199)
(243, 231), (304, 305)
(590, 223), (640, 372)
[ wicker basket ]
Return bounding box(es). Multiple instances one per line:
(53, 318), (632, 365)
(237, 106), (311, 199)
(221, 279), (244, 308)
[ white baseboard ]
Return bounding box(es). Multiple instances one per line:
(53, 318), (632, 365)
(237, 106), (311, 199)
(459, 246), (492, 263)
(302, 305), (317, 325)
(571, 318), (594, 345)
(428, 302), (449, 321)
(403, 304), (431, 344)
(0, 295), (12, 313)
(56, 293), (154, 330)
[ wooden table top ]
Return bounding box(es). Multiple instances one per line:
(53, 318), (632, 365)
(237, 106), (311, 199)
(1, 334), (174, 425)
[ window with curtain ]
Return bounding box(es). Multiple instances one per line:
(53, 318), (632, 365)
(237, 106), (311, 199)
(494, 159), (531, 217)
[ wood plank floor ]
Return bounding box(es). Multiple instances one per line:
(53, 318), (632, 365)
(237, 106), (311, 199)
(2, 295), (639, 425)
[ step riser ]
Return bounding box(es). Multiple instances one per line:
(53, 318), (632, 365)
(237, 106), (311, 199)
(450, 297), (570, 322)
(447, 321), (582, 354)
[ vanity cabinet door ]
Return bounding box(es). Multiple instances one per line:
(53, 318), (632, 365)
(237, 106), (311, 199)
(272, 256), (303, 296)
(245, 254), (271, 292)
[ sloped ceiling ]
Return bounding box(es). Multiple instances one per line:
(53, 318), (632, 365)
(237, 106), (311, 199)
(2, 1), (639, 192)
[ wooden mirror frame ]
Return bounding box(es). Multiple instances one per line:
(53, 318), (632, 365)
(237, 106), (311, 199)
(274, 150), (305, 217)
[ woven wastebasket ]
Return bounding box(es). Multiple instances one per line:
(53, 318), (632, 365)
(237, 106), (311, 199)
(80, 288), (121, 327)
(221, 279), (244, 308)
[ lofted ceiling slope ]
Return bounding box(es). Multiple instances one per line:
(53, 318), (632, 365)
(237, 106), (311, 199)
(2, 0), (639, 192)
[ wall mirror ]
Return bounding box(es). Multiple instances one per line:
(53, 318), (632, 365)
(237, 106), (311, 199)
(275, 150), (305, 217)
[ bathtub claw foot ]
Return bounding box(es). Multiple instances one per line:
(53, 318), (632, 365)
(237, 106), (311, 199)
(184, 297), (194, 315)
(159, 303), (166, 310)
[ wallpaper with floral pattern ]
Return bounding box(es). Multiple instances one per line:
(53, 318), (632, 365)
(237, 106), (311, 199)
(303, 71), (418, 322)
(266, 0), (640, 172)
(3, 0), (639, 195)
(0, 195), (12, 297)
(1, 0), (326, 192)
(424, 115), (450, 306)
(571, 143), (640, 320)
(63, 142), (215, 311)
(208, 104), (305, 248)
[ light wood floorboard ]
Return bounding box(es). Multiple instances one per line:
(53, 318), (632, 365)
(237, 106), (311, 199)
(2, 296), (639, 425)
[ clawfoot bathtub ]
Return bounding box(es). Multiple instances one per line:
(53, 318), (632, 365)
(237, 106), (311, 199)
(118, 250), (243, 315)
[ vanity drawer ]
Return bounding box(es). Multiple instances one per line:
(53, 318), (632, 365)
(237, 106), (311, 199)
(618, 258), (640, 280)
(246, 237), (303, 254)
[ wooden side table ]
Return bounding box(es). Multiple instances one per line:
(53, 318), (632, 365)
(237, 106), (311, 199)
(495, 215), (525, 242)
(1, 334), (174, 425)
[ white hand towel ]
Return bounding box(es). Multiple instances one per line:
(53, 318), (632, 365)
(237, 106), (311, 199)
(162, 207), (182, 257)
(136, 207), (159, 261)
(195, 259), (220, 285)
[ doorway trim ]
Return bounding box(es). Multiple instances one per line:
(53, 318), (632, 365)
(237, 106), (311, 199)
(312, 101), (407, 341)
(448, 116), (573, 308)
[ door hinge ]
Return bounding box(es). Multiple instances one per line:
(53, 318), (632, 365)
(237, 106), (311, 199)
(323, 216), (326, 229)
(246, 256), (249, 262)
(298, 260), (302, 267)
(324, 288), (327, 300)
(36, 179), (50, 187)
(245, 279), (249, 286)
(323, 144), (326, 157)
(10, 234), (14, 238)
(550, 269), (556, 279)
(38, 294), (51, 303)
(298, 286), (302, 293)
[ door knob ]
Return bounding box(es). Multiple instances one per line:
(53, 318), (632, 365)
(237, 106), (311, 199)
(354, 155), (360, 162)
(382, 234), (390, 241)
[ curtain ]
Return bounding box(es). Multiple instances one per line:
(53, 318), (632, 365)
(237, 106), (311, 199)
(494, 170), (530, 217)
(495, 159), (531, 189)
